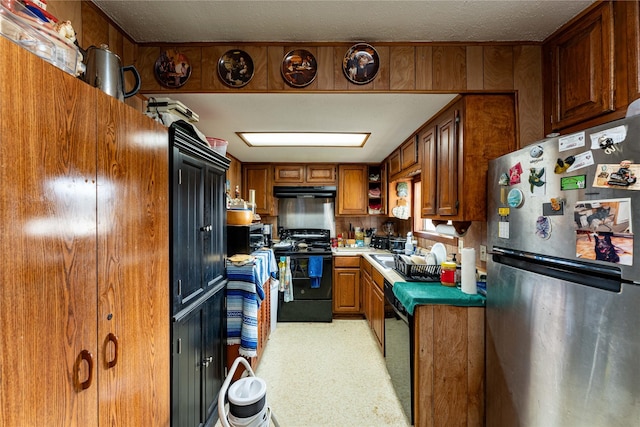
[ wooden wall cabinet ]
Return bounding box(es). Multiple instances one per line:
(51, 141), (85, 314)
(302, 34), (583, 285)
(420, 94), (517, 222)
(544, 1), (615, 131)
(337, 164), (368, 216)
(243, 164), (275, 215)
(388, 135), (421, 182)
(541, 1), (640, 134)
(388, 149), (402, 177)
(274, 163), (337, 184)
(332, 256), (362, 314)
(419, 125), (437, 216)
(0, 38), (170, 426)
(401, 135), (419, 170)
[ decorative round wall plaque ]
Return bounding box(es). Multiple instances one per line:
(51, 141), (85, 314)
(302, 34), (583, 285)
(154, 49), (191, 88)
(342, 43), (379, 85)
(281, 49), (317, 88)
(218, 50), (254, 88)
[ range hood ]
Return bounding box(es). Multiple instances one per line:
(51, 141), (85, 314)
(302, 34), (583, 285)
(273, 186), (337, 198)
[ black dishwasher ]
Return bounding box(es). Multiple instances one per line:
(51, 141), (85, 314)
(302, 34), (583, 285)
(383, 279), (413, 425)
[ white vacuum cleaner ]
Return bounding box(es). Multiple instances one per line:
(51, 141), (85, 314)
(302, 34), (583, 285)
(218, 357), (280, 427)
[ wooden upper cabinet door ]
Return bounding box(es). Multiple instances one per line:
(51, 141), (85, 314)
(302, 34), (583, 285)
(420, 126), (437, 217)
(400, 135), (419, 170)
(337, 164), (367, 215)
(243, 164), (274, 215)
(436, 109), (459, 216)
(388, 149), (402, 178)
(306, 164), (336, 184)
(546, 1), (614, 130)
(274, 164), (304, 183)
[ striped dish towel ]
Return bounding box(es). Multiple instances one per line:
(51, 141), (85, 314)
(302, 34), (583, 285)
(226, 257), (269, 357)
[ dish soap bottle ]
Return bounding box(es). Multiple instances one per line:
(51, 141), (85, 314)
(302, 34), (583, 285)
(404, 231), (413, 255)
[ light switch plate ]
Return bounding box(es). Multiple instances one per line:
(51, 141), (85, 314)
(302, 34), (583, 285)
(480, 245), (487, 261)
(458, 239), (464, 252)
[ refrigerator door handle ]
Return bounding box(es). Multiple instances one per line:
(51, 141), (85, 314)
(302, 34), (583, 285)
(492, 246), (623, 292)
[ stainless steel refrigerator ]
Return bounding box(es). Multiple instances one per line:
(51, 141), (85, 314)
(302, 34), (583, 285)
(486, 114), (640, 426)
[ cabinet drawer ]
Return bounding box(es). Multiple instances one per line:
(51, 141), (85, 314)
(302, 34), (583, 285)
(334, 256), (361, 268)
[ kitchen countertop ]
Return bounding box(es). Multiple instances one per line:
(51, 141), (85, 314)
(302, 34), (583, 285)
(333, 248), (486, 314)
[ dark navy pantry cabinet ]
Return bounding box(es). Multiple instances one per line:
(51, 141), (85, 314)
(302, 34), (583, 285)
(170, 123), (230, 427)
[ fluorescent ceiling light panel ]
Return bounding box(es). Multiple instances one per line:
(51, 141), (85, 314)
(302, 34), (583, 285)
(238, 132), (369, 147)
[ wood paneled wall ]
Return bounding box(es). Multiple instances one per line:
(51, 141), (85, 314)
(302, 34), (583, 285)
(47, 1), (544, 147)
(134, 43), (543, 147)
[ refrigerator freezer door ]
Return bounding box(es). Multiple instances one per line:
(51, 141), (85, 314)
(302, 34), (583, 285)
(487, 114), (640, 283)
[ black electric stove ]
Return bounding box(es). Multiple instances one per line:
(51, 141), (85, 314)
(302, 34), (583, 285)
(273, 228), (333, 322)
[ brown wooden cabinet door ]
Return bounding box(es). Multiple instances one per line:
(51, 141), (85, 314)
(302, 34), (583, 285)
(360, 258), (372, 323)
(546, 1), (615, 130)
(420, 125), (437, 216)
(629, 1), (640, 102)
(388, 149), (402, 177)
(337, 164), (367, 215)
(306, 164), (336, 184)
(243, 164), (274, 215)
(371, 284), (385, 351)
(0, 38), (99, 426)
(97, 97), (170, 426)
(400, 135), (419, 170)
(332, 268), (361, 313)
(274, 164), (304, 183)
(436, 108), (459, 216)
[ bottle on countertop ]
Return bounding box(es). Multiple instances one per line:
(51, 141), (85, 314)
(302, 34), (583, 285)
(452, 253), (462, 286)
(404, 231), (413, 255)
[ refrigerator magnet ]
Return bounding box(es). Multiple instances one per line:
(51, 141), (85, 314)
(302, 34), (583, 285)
(507, 188), (524, 208)
(565, 151), (594, 173)
(560, 175), (586, 190)
(589, 125), (628, 151)
(509, 163), (523, 185)
(528, 167), (546, 195)
(559, 131), (586, 151)
(542, 199), (564, 216)
(535, 216), (551, 239)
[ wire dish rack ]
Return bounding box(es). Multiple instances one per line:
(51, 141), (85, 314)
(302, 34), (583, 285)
(394, 254), (441, 282)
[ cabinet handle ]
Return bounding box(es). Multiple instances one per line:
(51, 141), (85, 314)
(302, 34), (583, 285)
(202, 356), (213, 367)
(74, 350), (94, 391)
(105, 333), (119, 368)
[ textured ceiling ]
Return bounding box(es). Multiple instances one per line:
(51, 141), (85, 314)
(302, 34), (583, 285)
(93, 0), (594, 163)
(92, 0), (593, 44)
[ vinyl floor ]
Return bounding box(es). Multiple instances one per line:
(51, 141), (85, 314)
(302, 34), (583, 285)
(252, 319), (410, 427)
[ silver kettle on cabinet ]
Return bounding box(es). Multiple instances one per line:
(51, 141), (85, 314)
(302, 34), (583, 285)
(82, 44), (141, 101)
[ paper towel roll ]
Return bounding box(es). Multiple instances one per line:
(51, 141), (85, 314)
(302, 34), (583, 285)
(435, 223), (459, 237)
(461, 248), (477, 295)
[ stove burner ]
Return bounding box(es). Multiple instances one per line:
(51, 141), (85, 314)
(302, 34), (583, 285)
(273, 228), (332, 255)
